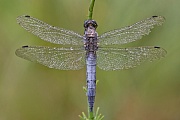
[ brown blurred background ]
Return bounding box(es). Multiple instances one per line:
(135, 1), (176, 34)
(0, 0), (180, 120)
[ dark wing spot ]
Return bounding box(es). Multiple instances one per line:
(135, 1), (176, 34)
(25, 15), (30, 18)
(22, 45), (29, 48)
(154, 46), (160, 48)
(152, 15), (158, 18)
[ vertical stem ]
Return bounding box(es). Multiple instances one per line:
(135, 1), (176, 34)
(88, 0), (96, 20)
(89, 110), (94, 120)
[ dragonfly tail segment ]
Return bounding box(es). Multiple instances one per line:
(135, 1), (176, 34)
(86, 53), (96, 112)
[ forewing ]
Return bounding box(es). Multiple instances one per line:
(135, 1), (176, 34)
(17, 15), (83, 45)
(98, 16), (165, 46)
(97, 46), (167, 71)
(15, 46), (86, 70)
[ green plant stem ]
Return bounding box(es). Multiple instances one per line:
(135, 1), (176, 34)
(89, 110), (94, 120)
(88, 0), (96, 19)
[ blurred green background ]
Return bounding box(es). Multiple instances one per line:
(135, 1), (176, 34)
(0, 0), (180, 120)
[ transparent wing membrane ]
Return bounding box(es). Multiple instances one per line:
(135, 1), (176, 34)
(97, 46), (167, 71)
(15, 46), (86, 70)
(98, 16), (165, 46)
(16, 15), (166, 71)
(17, 15), (83, 45)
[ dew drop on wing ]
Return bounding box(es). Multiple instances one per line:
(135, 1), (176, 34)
(70, 47), (73, 50)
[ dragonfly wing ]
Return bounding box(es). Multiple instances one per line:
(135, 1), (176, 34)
(97, 46), (167, 71)
(98, 16), (165, 46)
(15, 46), (86, 70)
(17, 15), (83, 45)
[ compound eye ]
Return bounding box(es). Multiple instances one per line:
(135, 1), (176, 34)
(92, 20), (98, 28)
(84, 20), (89, 28)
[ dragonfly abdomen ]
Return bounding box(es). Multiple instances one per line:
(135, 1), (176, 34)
(86, 53), (96, 112)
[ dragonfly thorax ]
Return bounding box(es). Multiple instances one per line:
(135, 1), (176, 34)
(84, 20), (98, 53)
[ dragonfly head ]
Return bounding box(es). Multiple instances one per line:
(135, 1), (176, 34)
(84, 20), (98, 29)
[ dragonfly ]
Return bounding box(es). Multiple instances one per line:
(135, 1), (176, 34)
(15, 15), (166, 112)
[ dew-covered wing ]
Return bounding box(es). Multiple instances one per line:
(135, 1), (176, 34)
(98, 16), (165, 46)
(17, 15), (83, 45)
(97, 46), (167, 71)
(15, 46), (86, 70)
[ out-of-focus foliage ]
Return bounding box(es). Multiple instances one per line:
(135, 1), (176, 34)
(0, 0), (180, 120)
